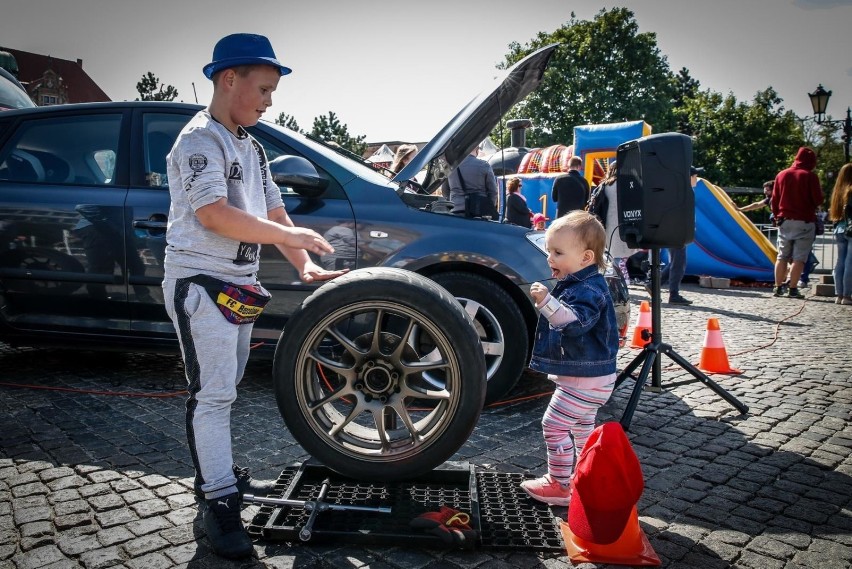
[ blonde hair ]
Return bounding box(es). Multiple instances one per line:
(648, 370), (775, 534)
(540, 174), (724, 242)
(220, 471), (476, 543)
(828, 163), (852, 222)
(390, 144), (418, 173)
(506, 177), (521, 194)
(546, 210), (607, 271)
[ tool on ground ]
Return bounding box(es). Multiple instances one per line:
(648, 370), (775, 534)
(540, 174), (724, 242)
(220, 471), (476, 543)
(243, 478), (392, 541)
(410, 504), (479, 548)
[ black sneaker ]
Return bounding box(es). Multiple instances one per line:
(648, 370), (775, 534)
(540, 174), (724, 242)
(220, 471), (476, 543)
(194, 464), (276, 500)
(203, 493), (253, 559)
(772, 285), (787, 297)
(668, 294), (692, 305)
(788, 287), (805, 299)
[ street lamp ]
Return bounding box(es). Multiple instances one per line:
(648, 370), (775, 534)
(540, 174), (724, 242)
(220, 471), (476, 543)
(807, 84), (852, 163)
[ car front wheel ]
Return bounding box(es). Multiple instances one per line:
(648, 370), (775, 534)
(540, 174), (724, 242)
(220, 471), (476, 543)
(272, 268), (486, 481)
(431, 272), (528, 405)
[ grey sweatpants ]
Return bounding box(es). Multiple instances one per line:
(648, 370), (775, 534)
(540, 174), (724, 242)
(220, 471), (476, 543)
(163, 276), (254, 500)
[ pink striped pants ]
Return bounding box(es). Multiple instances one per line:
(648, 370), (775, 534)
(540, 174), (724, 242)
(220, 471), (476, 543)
(541, 375), (615, 485)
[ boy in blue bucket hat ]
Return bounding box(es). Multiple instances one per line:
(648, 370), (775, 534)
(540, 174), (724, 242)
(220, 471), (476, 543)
(162, 33), (347, 559)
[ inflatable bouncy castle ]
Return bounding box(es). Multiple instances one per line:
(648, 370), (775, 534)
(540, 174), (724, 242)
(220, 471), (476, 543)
(487, 120), (775, 281)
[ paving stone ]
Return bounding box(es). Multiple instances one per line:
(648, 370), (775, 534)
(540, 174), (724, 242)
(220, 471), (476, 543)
(57, 532), (100, 556)
(1, 287), (851, 568)
(96, 526), (136, 547)
(78, 545), (125, 569)
(121, 534), (170, 557)
(13, 544), (65, 569)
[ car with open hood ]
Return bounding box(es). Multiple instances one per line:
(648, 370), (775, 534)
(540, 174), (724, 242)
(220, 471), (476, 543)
(0, 44), (628, 411)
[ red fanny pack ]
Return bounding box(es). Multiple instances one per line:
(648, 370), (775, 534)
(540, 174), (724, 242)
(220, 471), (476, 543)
(188, 274), (271, 325)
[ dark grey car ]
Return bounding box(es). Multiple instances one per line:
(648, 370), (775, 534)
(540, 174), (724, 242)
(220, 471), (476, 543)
(0, 46), (564, 404)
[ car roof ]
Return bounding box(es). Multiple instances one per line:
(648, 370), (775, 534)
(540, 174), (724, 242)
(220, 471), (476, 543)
(0, 100), (204, 117)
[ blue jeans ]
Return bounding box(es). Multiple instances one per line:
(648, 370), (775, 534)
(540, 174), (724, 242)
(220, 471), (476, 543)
(834, 232), (852, 297)
(660, 246), (687, 296)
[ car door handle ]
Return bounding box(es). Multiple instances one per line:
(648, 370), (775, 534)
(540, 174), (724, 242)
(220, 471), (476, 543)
(133, 220), (167, 229)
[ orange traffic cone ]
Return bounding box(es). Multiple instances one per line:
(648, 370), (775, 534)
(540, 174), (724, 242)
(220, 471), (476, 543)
(630, 301), (652, 349)
(695, 318), (742, 374)
(560, 505), (661, 566)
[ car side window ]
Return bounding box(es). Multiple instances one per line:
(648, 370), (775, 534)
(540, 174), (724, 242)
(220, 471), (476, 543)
(0, 114), (122, 185)
(142, 113), (188, 187)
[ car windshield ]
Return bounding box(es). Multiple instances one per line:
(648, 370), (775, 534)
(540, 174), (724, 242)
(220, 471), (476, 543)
(0, 75), (35, 111)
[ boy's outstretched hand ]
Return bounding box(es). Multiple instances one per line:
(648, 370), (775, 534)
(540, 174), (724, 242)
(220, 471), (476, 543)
(281, 226), (335, 255)
(300, 260), (349, 283)
(530, 281), (549, 304)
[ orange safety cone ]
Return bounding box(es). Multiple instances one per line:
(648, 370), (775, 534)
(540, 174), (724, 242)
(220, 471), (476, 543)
(560, 506), (661, 566)
(695, 317), (742, 374)
(630, 301), (652, 349)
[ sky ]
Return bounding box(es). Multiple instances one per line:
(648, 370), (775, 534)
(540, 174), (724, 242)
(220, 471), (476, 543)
(2, 0), (852, 143)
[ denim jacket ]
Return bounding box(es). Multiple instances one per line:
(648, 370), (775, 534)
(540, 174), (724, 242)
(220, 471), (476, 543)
(529, 264), (618, 377)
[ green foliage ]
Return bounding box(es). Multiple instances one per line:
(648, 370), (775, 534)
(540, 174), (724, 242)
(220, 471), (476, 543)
(490, 8), (821, 189)
(275, 112), (302, 133)
(683, 87), (805, 187)
(310, 111), (367, 155)
(135, 72), (178, 101)
(495, 8), (675, 147)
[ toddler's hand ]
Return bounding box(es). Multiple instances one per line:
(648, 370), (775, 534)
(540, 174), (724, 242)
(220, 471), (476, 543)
(530, 282), (549, 304)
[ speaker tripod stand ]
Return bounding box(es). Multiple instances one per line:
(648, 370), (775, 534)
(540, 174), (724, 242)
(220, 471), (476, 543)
(616, 247), (749, 431)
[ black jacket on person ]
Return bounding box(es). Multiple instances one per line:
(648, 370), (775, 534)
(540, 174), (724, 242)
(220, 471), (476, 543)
(551, 170), (590, 218)
(505, 192), (532, 228)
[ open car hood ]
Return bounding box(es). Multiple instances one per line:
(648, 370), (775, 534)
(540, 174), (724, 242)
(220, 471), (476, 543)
(393, 43), (558, 193)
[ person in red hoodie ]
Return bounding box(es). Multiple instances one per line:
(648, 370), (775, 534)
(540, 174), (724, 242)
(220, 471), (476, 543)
(770, 147), (823, 298)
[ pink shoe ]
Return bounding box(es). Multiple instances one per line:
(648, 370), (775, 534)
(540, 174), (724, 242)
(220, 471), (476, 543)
(520, 474), (571, 506)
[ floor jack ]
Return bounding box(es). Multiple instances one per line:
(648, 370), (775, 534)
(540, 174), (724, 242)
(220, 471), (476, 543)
(243, 478), (392, 541)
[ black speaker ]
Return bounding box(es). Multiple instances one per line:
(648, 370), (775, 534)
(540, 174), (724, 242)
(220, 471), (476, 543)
(616, 133), (694, 249)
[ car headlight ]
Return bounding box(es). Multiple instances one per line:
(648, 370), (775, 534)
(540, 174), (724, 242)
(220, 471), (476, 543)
(525, 231), (547, 256)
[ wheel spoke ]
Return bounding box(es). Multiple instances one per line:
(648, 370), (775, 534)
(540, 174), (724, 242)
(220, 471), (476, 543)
(325, 325), (366, 361)
(307, 349), (356, 380)
(481, 340), (504, 356)
(306, 382), (357, 412)
(462, 299), (482, 320)
(400, 382), (451, 401)
(370, 308), (385, 354)
(327, 397), (370, 438)
(402, 359), (451, 374)
(391, 317), (417, 361)
(388, 400), (423, 445)
(370, 409), (393, 449)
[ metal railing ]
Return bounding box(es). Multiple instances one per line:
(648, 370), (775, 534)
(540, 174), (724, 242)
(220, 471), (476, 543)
(757, 223), (837, 274)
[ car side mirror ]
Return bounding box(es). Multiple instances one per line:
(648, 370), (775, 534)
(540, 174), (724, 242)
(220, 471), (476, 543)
(270, 155), (328, 198)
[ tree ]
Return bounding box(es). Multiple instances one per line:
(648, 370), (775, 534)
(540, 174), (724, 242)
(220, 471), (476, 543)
(679, 87), (804, 188)
(310, 111), (367, 156)
(672, 67), (700, 135)
(135, 72), (178, 101)
(494, 8), (675, 147)
(275, 112), (302, 133)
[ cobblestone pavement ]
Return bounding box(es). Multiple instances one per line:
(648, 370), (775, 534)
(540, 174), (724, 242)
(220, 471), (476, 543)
(1, 282), (851, 568)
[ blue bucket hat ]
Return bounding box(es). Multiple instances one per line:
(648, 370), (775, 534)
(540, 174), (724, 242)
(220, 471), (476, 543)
(203, 33), (292, 79)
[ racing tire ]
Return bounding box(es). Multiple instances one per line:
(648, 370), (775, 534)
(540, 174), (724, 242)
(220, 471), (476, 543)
(431, 272), (528, 405)
(272, 267), (486, 481)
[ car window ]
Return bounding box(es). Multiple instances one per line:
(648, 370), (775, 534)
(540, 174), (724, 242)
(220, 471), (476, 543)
(0, 114), (122, 185)
(142, 113), (188, 187)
